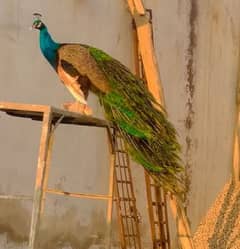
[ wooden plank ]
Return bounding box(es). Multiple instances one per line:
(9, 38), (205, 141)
(0, 101), (48, 113)
(29, 108), (53, 249)
(0, 101), (110, 128)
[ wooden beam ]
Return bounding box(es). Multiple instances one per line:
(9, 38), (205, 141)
(126, 1), (194, 248)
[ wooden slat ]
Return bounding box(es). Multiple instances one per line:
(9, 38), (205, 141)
(0, 195), (32, 200)
(46, 189), (112, 200)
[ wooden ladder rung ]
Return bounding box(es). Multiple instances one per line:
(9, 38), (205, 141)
(119, 197), (136, 201)
(154, 221), (166, 225)
(115, 165), (129, 169)
(155, 239), (169, 244)
(124, 234), (138, 237)
(121, 214), (138, 218)
(116, 180), (132, 184)
(115, 149), (127, 153)
(150, 183), (158, 187)
(152, 201), (166, 206)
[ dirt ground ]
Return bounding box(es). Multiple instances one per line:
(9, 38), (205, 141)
(194, 180), (240, 248)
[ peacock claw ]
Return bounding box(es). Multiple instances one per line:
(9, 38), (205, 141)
(63, 102), (93, 116)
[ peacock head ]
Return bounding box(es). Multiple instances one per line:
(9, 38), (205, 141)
(32, 13), (45, 30)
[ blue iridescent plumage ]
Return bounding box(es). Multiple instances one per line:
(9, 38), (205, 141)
(39, 27), (60, 68)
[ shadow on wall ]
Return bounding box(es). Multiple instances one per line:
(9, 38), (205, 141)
(0, 196), (119, 249)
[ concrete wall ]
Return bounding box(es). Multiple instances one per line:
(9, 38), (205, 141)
(0, 0), (240, 248)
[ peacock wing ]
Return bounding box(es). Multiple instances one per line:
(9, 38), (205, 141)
(57, 44), (110, 94)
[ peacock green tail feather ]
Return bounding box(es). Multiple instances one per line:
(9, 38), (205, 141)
(89, 47), (185, 195)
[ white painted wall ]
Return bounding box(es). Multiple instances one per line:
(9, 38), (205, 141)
(0, 0), (239, 248)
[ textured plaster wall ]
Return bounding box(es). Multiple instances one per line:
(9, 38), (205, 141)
(0, 0), (240, 248)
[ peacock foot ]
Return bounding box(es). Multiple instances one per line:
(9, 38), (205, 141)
(63, 102), (93, 116)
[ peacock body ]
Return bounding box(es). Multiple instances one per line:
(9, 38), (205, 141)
(32, 15), (185, 195)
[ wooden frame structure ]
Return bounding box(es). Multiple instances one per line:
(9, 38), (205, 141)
(126, 1), (194, 248)
(0, 101), (141, 249)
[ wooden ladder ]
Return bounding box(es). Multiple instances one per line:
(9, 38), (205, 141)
(145, 174), (170, 249)
(113, 130), (142, 249)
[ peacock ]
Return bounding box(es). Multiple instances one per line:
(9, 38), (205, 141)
(32, 13), (185, 196)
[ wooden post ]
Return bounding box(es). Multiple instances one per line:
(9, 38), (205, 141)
(232, 53), (240, 183)
(40, 128), (54, 215)
(29, 108), (53, 249)
(105, 128), (115, 249)
(125, 1), (194, 248)
(40, 115), (64, 215)
(144, 173), (157, 244)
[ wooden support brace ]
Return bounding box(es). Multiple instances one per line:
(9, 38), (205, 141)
(29, 108), (53, 249)
(125, 1), (194, 248)
(105, 129), (116, 249)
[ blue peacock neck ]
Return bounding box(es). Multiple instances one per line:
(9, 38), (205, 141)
(39, 27), (60, 69)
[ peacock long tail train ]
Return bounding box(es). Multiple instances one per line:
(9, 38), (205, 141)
(89, 47), (185, 195)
